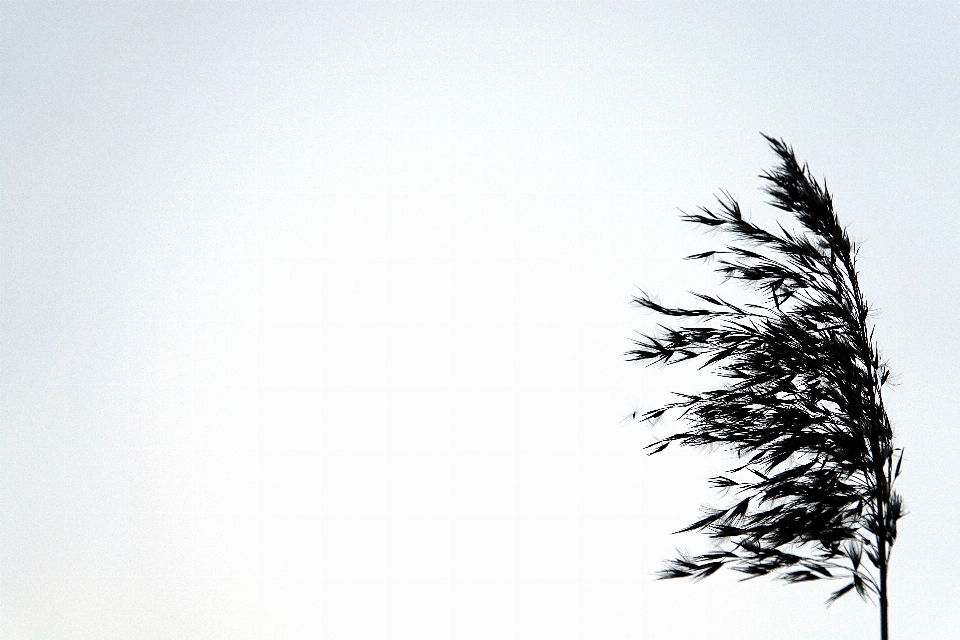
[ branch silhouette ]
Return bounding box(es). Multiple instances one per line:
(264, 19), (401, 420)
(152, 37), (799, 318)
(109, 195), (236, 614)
(629, 135), (902, 639)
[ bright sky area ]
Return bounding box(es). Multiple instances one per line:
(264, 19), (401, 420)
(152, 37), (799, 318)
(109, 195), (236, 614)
(2, 2), (959, 639)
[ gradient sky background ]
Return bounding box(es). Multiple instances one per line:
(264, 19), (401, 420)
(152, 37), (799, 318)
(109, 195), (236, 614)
(3, 2), (960, 638)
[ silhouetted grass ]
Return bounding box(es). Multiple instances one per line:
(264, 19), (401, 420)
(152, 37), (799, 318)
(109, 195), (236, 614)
(628, 136), (901, 639)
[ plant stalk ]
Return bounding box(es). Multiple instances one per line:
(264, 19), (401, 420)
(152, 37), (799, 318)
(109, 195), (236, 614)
(879, 537), (888, 640)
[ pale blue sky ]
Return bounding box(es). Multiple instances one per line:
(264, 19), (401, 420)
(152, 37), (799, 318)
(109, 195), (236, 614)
(2, 2), (958, 638)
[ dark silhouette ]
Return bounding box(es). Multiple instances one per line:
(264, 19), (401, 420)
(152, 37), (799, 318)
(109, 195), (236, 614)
(628, 136), (902, 639)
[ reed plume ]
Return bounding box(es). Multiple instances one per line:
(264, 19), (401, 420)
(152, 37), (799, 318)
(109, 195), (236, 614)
(628, 135), (902, 639)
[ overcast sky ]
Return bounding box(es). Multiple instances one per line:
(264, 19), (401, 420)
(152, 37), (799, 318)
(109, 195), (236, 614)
(3, 2), (960, 638)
